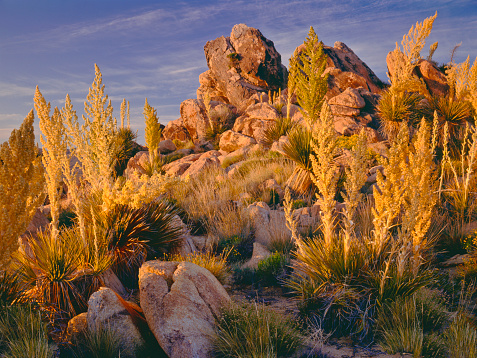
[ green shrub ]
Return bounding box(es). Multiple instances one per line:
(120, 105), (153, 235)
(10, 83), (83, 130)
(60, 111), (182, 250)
(256, 252), (289, 286)
(0, 305), (54, 358)
(216, 235), (254, 264)
(213, 302), (303, 358)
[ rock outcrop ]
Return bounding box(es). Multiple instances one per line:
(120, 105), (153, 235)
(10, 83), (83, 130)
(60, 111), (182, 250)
(139, 261), (231, 358)
(323, 41), (385, 97)
(198, 24), (287, 112)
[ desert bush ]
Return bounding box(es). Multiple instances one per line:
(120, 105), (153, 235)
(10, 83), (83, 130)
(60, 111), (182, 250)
(0, 305), (54, 358)
(205, 104), (236, 145)
(0, 111), (46, 269)
(167, 157), (293, 237)
(216, 234), (254, 264)
(256, 252), (289, 286)
(212, 302), (303, 358)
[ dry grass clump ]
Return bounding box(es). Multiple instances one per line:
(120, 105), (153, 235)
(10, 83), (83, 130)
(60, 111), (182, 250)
(0, 305), (54, 358)
(212, 302), (303, 358)
(167, 251), (231, 285)
(166, 157), (293, 237)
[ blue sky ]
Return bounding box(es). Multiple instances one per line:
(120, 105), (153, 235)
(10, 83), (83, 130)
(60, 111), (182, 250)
(1, 0), (476, 144)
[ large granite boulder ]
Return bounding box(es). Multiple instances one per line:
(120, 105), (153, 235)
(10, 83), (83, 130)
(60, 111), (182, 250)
(198, 24), (287, 112)
(87, 287), (145, 357)
(139, 261), (231, 358)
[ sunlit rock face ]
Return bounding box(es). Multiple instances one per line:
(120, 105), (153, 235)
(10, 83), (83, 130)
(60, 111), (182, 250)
(198, 24), (288, 112)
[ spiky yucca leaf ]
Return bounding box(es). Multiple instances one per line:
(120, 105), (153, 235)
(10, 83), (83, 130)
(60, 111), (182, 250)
(97, 201), (182, 286)
(14, 230), (85, 316)
(377, 89), (423, 141)
(0, 270), (25, 306)
(110, 127), (138, 178)
(421, 95), (473, 156)
(282, 125), (314, 194)
(262, 115), (297, 147)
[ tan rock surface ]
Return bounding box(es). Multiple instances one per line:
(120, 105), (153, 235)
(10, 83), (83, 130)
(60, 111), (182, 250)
(219, 130), (257, 152)
(139, 261), (231, 358)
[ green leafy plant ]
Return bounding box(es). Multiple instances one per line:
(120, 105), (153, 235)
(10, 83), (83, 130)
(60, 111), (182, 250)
(256, 252), (289, 286)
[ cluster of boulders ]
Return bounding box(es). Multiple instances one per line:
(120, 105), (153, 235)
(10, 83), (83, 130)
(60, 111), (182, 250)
(67, 262), (230, 358)
(58, 22), (455, 358)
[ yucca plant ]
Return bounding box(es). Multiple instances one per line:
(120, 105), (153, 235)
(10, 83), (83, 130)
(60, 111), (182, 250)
(14, 229), (86, 316)
(96, 200), (182, 286)
(262, 115), (296, 147)
(213, 302), (303, 358)
(0, 270), (25, 306)
(377, 89), (423, 141)
(421, 94), (473, 156)
(282, 125), (314, 195)
(0, 305), (54, 358)
(110, 127), (138, 178)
